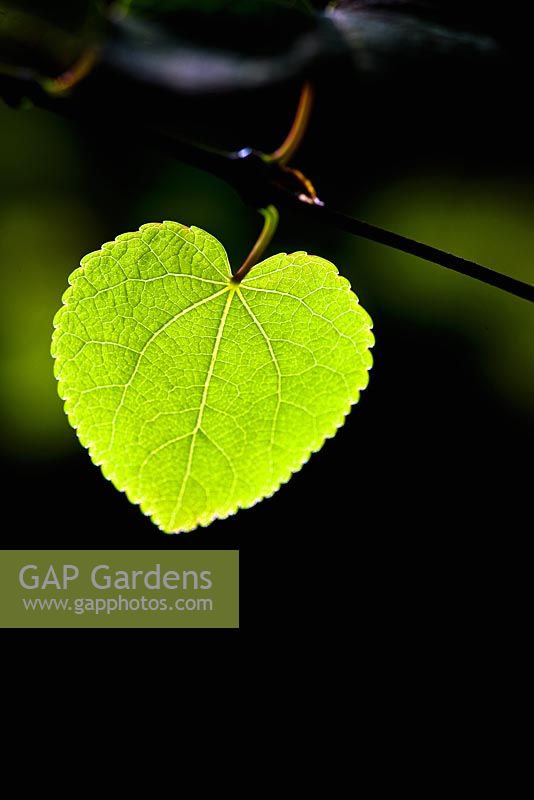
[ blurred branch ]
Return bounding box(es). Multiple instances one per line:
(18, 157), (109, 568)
(1, 1), (503, 96)
(0, 2), (99, 75)
(1, 1), (532, 302)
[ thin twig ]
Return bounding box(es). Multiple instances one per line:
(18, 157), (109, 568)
(273, 189), (534, 303)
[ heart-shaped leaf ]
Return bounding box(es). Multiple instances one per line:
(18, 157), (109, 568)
(52, 222), (373, 532)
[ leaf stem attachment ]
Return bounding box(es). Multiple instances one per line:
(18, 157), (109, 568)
(233, 205), (279, 283)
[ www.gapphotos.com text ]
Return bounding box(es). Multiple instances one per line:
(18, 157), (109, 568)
(22, 595), (214, 615)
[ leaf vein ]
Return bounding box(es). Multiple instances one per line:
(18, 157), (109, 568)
(107, 286), (230, 451)
(237, 289), (282, 479)
(168, 287), (235, 531)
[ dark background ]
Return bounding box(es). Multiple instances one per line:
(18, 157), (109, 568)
(1, 1), (532, 631)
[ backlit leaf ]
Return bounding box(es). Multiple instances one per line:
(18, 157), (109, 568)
(52, 222), (373, 533)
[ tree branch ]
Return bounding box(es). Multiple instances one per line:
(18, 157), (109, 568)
(272, 189), (534, 302)
(1, 4), (532, 304)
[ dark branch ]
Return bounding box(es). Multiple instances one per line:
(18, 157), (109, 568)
(149, 139), (534, 303)
(1, 4), (532, 304)
(1, 70), (532, 302)
(272, 190), (534, 303)
(138, 138), (534, 303)
(137, 138), (534, 302)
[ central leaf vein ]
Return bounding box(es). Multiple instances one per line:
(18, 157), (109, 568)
(168, 285), (236, 531)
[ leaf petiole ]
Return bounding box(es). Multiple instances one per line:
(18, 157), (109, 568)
(233, 205), (279, 283)
(42, 49), (98, 95)
(266, 81), (314, 166)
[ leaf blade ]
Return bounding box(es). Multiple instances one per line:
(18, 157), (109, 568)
(52, 222), (373, 533)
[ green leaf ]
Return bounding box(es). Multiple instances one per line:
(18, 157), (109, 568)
(52, 222), (373, 533)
